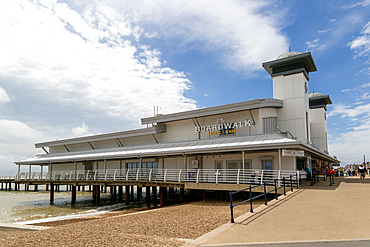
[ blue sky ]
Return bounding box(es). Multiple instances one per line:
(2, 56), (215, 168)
(0, 0), (370, 175)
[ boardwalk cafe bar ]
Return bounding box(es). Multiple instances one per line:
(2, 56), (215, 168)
(11, 51), (340, 204)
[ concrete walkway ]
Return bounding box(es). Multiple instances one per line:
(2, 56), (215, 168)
(187, 176), (370, 246)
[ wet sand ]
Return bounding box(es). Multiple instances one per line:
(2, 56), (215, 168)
(0, 199), (262, 246)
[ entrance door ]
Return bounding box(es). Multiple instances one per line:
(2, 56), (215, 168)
(262, 161), (272, 170)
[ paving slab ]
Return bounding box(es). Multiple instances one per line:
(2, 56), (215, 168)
(196, 177), (370, 246)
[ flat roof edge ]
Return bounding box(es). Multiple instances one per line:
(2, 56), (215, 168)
(141, 98), (283, 125)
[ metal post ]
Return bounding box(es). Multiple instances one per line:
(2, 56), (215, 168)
(249, 185), (253, 213)
(283, 177), (286, 195)
(264, 182), (267, 205)
(230, 191), (234, 223)
(274, 180), (278, 200)
(290, 175), (293, 191)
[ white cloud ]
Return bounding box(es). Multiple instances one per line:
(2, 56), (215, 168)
(0, 119), (47, 175)
(328, 102), (370, 118)
(0, 119), (44, 143)
(342, 0), (370, 10)
(341, 82), (370, 92)
(347, 21), (370, 58)
(328, 101), (370, 164)
(72, 123), (89, 136)
(0, 86), (11, 104)
(306, 38), (326, 51)
(317, 28), (332, 34)
(0, 0), (197, 120)
(104, 0), (288, 72)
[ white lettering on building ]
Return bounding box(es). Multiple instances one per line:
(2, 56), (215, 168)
(195, 120), (252, 133)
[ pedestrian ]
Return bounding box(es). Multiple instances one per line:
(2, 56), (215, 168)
(358, 163), (367, 183)
(348, 169), (351, 176)
(305, 166), (311, 181)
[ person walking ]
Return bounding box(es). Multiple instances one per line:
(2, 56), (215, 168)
(358, 163), (367, 183)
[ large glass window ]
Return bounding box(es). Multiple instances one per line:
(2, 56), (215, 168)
(127, 162), (157, 170)
(296, 158), (306, 170)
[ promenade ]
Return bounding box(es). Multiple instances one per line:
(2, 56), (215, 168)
(187, 176), (370, 246)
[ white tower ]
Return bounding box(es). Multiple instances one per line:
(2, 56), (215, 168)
(309, 92), (332, 153)
(262, 52), (317, 142)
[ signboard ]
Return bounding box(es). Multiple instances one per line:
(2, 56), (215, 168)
(195, 120), (252, 133)
(282, 150), (304, 157)
(191, 160), (199, 168)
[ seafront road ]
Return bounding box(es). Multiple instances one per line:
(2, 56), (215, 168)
(186, 176), (370, 246)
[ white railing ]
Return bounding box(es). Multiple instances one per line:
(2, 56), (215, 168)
(14, 169), (299, 185)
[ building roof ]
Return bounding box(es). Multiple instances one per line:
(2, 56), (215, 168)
(35, 125), (166, 148)
(16, 133), (339, 165)
(141, 98), (283, 125)
(262, 52), (317, 78)
(277, 52), (303, 59)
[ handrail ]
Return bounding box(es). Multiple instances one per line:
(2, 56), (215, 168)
(13, 168), (299, 186)
(229, 174), (298, 223)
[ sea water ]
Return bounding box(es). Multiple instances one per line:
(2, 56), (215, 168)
(0, 185), (156, 225)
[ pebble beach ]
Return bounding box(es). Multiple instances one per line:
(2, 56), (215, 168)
(0, 199), (262, 247)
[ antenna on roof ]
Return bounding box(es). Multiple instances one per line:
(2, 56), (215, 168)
(154, 105), (161, 116)
(289, 46), (291, 52)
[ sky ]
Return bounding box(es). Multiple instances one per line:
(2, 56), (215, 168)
(0, 0), (370, 175)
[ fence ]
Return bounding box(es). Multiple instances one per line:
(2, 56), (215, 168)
(229, 174), (298, 223)
(15, 168), (299, 185)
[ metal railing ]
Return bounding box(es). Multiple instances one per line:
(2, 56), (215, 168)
(229, 174), (298, 223)
(14, 168), (299, 185)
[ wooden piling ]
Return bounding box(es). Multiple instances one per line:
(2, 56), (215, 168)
(152, 186), (157, 199)
(146, 186), (150, 206)
(160, 187), (165, 207)
(50, 182), (54, 204)
(125, 185), (130, 205)
(71, 185), (76, 204)
(180, 188), (184, 203)
(118, 186), (123, 202)
(137, 186), (142, 201)
(96, 185), (100, 204)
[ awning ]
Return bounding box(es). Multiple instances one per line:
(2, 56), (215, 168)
(15, 133), (336, 165)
